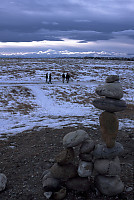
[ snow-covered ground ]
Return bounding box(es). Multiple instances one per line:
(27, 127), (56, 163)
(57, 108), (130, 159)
(0, 58), (134, 139)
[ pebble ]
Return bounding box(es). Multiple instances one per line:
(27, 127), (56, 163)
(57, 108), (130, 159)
(106, 75), (119, 83)
(63, 129), (89, 148)
(53, 187), (67, 200)
(96, 82), (123, 99)
(44, 191), (53, 199)
(0, 173), (7, 192)
(95, 175), (124, 196)
(92, 98), (127, 112)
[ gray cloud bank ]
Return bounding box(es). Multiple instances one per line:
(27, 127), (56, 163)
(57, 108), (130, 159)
(0, 0), (134, 43)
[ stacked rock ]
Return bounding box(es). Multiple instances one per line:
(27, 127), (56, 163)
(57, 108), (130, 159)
(92, 75), (126, 196)
(42, 129), (95, 199)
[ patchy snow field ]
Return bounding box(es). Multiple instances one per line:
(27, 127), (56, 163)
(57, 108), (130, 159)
(0, 58), (134, 139)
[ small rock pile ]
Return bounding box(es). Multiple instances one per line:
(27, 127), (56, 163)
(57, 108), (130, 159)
(42, 75), (127, 199)
(92, 75), (126, 196)
(42, 129), (95, 199)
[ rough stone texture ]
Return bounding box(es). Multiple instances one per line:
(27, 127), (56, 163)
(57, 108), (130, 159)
(94, 156), (121, 176)
(55, 147), (74, 165)
(0, 173), (7, 192)
(63, 129), (89, 148)
(99, 111), (119, 148)
(78, 161), (93, 177)
(106, 75), (119, 83)
(50, 163), (77, 180)
(53, 187), (67, 200)
(66, 177), (90, 192)
(95, 175), (124, 196)
(80, 139), (95, 154)
(79, 153), (93, 162)
(96, 82), (123, 99)
(93, 142), (124, 159)
(92, 98), (127, 112)
(42, 177), (60, 192)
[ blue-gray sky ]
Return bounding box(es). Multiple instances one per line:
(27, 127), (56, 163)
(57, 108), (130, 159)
(0, 0), (134, 57)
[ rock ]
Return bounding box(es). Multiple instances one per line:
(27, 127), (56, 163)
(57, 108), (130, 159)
(79, 153), (93, 162)
(125, 186), (133, 192)
(106, 75), (119, 83)
(80, 139), (95, 154)
(94, 157), (121, 175)
(93, 142), (124, 159)
(92, 98), (127, 112)
(53, 187), (67, 200)
(55, 147), (74, 165)
(66, 177), (90, 192)
(78, 161), (93, 177)
(44, 191), (53, 199)
(42, 170), (60, 192)
(50, 163), (77, 180)
(95, 175), (124, 196)
(99, 111), (119, 148)
(63, 129), (89, 148)
(0, 173), (7, 192)
(96, 82), (123, 99)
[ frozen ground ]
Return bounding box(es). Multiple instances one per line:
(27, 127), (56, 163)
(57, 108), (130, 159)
(0, 58), (134, 139)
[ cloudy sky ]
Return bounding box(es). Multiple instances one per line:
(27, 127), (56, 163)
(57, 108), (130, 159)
(0, 0), (134, 57)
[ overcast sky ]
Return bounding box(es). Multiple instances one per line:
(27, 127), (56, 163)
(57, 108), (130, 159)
(0, 0), (134, 57)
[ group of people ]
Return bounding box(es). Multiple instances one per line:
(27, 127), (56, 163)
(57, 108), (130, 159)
(45, 72), (70, 84)
(62, 72), (70, 83)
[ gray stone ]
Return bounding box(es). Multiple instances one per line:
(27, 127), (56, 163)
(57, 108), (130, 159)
(66, 177), (90, 192)
(94, 157), (121, 175)
(55, 147), (74, 165)
(50, 163), (77, 180)
(42, 171), (60, 192)
(93, 142), (124, 159)
(95, 175), (124, 196)
(96, 82), (123, 99)
(92, 98), (127, 112)
(79, 153), (93, 162)
(99, 111), (119, 148)
(80, 139), (95, 154)
(78, 161), (93, 177)
(0, 173), (7, 192)
(44, 191), (53, 199)
(106, 75), (119, 83)
(53, 187), (67, 200)
(63, 129), (89, 148)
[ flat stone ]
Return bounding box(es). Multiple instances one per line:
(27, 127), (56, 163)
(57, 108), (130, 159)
(106, 75), (119, 83)
(63, 129), (89, 148)
(78, 161), (93, 177)
(95, 175), (124, 196)
(0, 173), (7, 192)
(79, 153), (93, 162)
(80, 139), (95, 154)
(96, 82), (123, 99)
(66, 177), (90, 192)
(53, 187), (67, 200)
(99, 111), (119, 148)
(50, 163), (77, 180)
(55, 148), (74, 165)
(92, 98), (127, 112)
(94, 156), (121, 175)
(93, 142), (124, 159)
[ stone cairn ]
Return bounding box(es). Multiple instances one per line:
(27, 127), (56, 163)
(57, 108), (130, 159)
(92, 74), (126, 196)
(42, 75), (127, 199)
